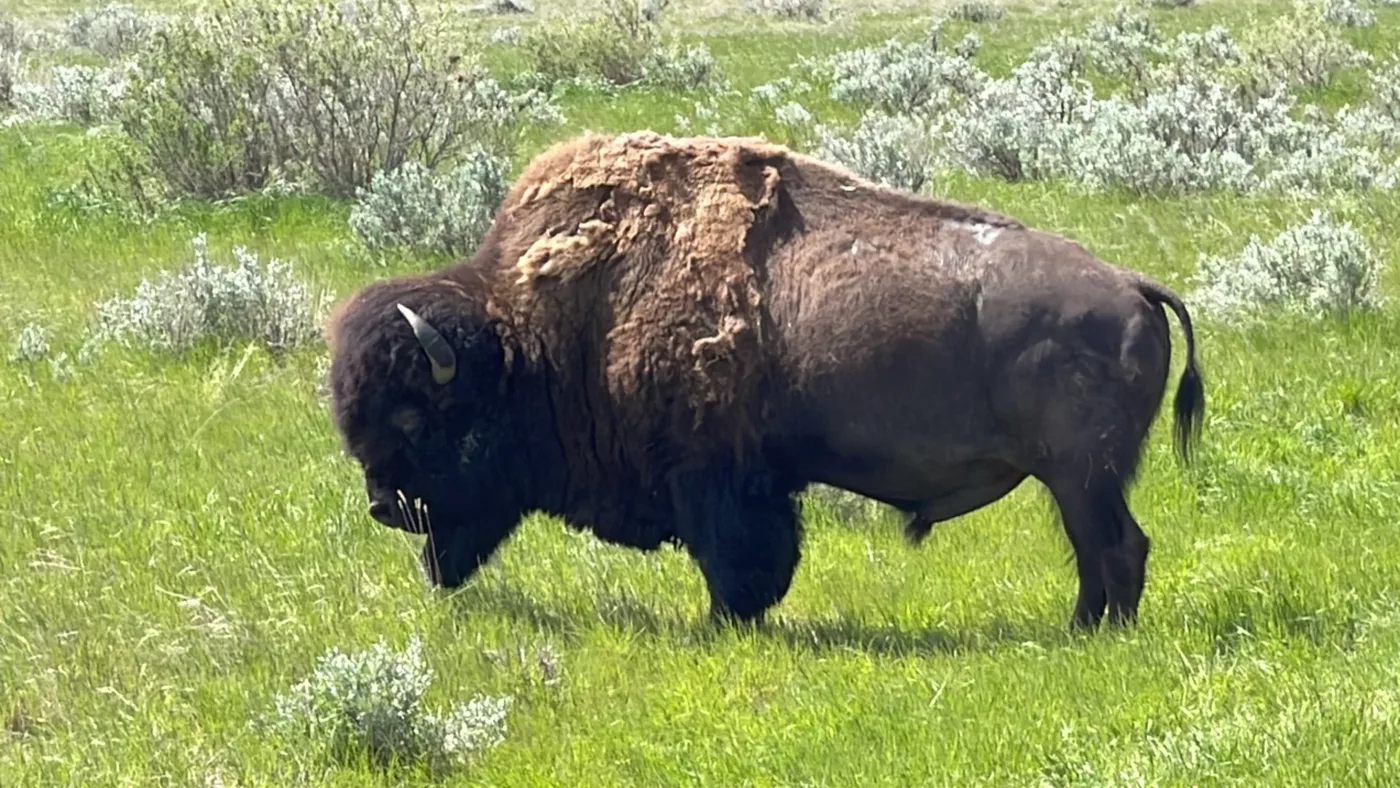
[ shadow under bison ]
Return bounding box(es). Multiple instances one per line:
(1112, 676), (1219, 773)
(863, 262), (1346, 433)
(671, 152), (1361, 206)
(443, 577), (1074, 659)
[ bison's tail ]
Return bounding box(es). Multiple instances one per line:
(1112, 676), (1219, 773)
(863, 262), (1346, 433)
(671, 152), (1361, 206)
(1136, 276), (1205, 463)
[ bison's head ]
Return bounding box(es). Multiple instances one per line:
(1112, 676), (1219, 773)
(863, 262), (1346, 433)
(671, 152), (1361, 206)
(325, 274), (540, 588)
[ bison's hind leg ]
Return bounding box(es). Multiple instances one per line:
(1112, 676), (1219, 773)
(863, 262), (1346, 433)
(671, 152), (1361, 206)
(1043, 467), (1150, 630)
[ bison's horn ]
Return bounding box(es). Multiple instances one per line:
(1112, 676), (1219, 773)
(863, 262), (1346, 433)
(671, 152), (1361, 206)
(396, 303), (456, 385)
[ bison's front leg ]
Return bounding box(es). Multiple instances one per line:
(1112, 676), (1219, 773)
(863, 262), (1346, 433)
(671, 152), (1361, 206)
(671, 470), (803, 624)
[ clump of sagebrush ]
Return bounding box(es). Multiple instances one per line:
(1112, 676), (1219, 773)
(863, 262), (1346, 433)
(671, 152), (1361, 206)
(1363, 57), (1400, 141)
(672, 94), (732, 137)
(1062, 82), (1256, 194)
(1320, 0), (1375, 27)
(64, 2), (167, 57)
(1075, 3), (1364, 103)
(8, 63), (129, 125)
(771, 100), (816, 145)
(1254, 104), (1400, 194)
(267, 636), (511, 771)
(520, 0), (721, 90)
(640, 42), (721, 91)
(815, 110), (942, 192)
(469, 0), (532, 13)
(949, 1), (1005, 23)
(939, 37), (1095, 182)
(110, 0), (558, 201)
(1373, 56), (1400, 111)
(821, 20), (986, 115)
(810, 5), (1397, 196)
(1193, 210), (1385, 320)
(89, 233), (328, 355)
(0, 23), (18, 110)
(1233, 1), (1371, 96)
(349, 147), (510, 256)
(490, 26), (522, 44)
(747, 0), (825, 20)
(9, 323), (50, 363)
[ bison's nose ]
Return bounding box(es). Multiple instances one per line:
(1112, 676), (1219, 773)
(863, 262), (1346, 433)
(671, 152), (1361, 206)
(368, 499), (400, 528)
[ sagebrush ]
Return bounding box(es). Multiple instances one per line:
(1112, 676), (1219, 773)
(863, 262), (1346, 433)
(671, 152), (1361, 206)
(814, 110), (941, 192)
(0, 15), (19, 109)
(748, 0), (825, 20)
(521, 0), (720, 89)
(267, 636), (511, 771)
(64, 3), (168, 56)
(349, 149), (511, 256)
(9, 64), (128, 125)
(8, 323), (50, 363)
(110, 0), (558, 200)
(1193, 209), (1386, 319)
(949, 1), (1005, 23)
(89, 233), (328, 355)
(805, 5), (1399, 196)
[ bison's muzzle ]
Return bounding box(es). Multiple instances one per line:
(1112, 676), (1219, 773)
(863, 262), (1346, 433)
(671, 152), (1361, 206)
(367, 498), (401, 528)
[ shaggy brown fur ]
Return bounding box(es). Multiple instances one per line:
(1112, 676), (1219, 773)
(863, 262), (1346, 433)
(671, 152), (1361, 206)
(489, 133), (786, 465)
(326, 131), (1205, 630)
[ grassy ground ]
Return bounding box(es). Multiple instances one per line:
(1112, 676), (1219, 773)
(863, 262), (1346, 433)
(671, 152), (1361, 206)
(4, 1), (1400, 785)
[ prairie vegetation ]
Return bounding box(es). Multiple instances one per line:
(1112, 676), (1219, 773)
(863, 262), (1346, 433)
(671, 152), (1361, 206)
(3, 0), (1399, 784)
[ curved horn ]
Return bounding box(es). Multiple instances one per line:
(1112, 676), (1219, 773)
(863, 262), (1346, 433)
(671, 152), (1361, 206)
(396, 303), (457, 384)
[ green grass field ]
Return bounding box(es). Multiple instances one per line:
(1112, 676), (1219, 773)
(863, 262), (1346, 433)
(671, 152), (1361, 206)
(5, 0), (1400, 784)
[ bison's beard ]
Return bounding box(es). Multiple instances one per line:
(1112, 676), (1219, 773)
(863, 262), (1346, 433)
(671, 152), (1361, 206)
(414, 497), (524, 589)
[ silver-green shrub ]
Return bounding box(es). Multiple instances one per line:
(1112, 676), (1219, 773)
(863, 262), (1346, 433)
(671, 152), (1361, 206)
(949, 1), (1005, 22)
(0, 54), (16, 112)
(1366, 56), (1400, 129)
(9, 64), (128, 125)
(801, 484), (897, 527)
(1320, 0), (1375, 26)
(0, 15), (18, 109)
(268, 636), (511, 770)
(1193, 210), (1385, 320)
(113, 0), (558, 200)
(90, 233), (328, 355)
(490, 26), (522, 44)
(1235, 1), (1372, 95)
(349, 148), (511, 256)
(64, 3), (168, 57)
(815, 111), (941, 192)
(811, 4), (1398, 196)
(640, 42), (721, 90)
(1067, 79), (1280, 194)
(748, 0), (825, 20)
(9, 323), (50, 363)
(1255, 105), (1400, 193)
(940, 38), (1093, 182)
(521, 0), (720, 90)
(824, 24), (986, 115)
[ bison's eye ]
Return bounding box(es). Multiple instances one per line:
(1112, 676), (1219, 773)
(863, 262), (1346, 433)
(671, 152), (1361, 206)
(390, 407), (424, 441)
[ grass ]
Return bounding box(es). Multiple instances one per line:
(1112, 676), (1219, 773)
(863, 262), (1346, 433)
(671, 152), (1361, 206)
(4, 0), (1400, 785)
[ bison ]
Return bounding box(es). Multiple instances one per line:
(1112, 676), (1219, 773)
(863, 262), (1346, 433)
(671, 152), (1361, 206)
(325, 131), (1204, 631)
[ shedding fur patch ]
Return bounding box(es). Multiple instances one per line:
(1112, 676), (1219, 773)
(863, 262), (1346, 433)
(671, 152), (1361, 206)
(490, 131), (788, 459)
(948, 219), (1006, 247)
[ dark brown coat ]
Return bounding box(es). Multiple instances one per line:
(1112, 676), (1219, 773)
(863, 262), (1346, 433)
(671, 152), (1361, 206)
(326, 131), (1205, 629)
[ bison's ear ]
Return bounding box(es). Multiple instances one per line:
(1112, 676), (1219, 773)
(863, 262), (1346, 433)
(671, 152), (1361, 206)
(396, 303), (457, 385)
